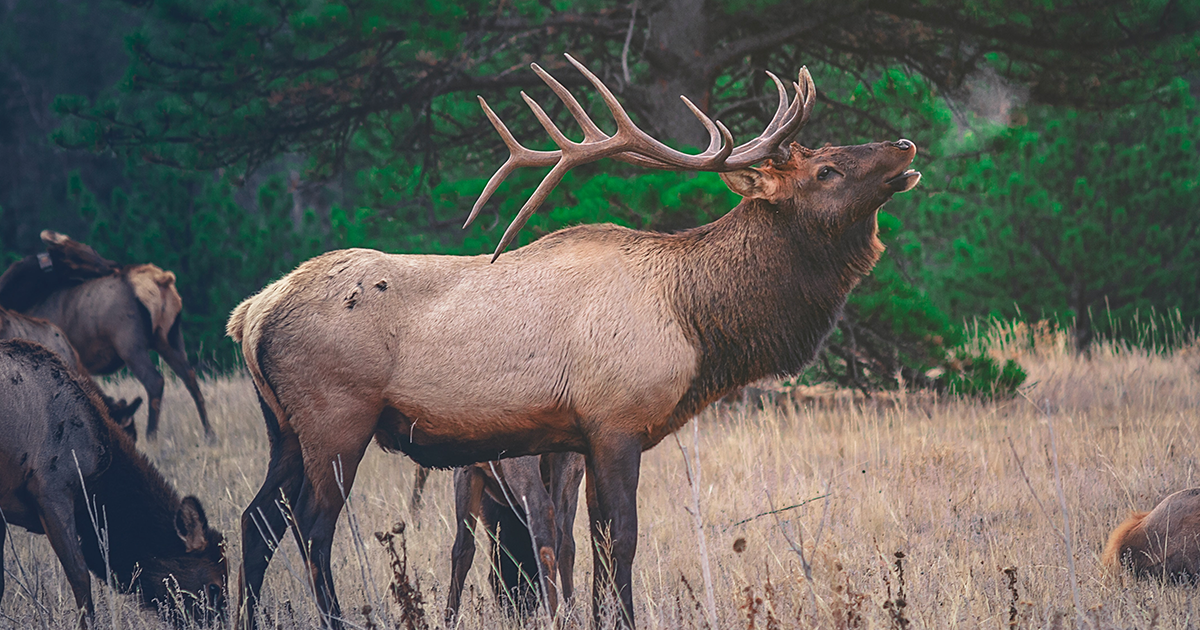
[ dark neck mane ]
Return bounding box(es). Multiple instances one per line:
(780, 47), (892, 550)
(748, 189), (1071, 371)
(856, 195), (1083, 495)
(656, 198), (883, 422)
(75, 426), (187, 588)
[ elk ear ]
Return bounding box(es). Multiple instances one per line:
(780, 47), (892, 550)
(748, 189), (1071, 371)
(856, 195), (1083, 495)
(720, 168), (782, 200)
(175, 496), (210, 553)
(116, 407), (138, 443)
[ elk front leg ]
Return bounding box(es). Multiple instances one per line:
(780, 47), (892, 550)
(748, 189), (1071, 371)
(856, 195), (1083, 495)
(122, 348), (165, 438)
(0, 516), (6, 603)
(36, 495), (93, 623)
(410, 466), (431, 512)
(585, 439), (641, 629)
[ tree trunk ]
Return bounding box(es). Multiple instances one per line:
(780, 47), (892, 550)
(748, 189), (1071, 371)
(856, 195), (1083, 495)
(1071, 281), (1094, 355)
(633, 0), (712, 147)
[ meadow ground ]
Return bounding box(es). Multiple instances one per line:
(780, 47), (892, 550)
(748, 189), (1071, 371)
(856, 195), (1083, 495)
(3, 322), (1200, 629)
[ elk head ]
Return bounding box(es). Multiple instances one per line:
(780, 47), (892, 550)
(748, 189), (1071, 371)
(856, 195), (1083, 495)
(720, 140), (921, 237)
(137, 496), (228, 625)
(466, 54), (920, 258)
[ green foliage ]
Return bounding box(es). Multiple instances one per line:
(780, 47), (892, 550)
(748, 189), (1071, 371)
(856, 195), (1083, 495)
(69, 163), (325, 369)
(905, 78), (1200, 350)
(940, 355), (1027, 399)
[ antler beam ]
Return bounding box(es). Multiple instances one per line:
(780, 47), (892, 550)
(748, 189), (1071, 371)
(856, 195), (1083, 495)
(468, 54), (816, 261)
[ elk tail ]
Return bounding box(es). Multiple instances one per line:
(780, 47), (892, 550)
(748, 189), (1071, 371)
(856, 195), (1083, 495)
(1103, 510), (1150, 570)
(227, 297), (253, 343)
(229, 293), (288, 443)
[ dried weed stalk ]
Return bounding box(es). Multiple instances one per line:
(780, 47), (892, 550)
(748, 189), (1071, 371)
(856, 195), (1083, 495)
(375, 521), (429, 630)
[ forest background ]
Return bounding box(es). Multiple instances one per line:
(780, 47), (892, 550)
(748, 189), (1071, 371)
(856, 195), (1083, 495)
(2, 0), (1199, 388)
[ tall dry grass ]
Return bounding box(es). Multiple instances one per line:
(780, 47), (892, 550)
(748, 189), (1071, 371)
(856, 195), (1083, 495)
(3, 321), (1200, 629)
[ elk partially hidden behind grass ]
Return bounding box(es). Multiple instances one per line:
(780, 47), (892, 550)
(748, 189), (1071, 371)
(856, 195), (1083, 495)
(1104, 488), (1200, 583)
(0, 339), (227, 625)
(227, 55), (920, 629)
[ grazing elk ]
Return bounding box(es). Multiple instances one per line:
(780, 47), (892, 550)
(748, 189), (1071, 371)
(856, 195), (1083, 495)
(0, 339), (227, 625)
(227, 55), (920, 629)
(446, 453), (585, 623)
(0, 306), (142, 428)
(1, 231), (212, 438)
(1104, 488), (1200, 582)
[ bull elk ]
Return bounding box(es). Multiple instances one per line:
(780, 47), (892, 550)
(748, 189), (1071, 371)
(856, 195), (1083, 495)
(227, 55), (920, 628)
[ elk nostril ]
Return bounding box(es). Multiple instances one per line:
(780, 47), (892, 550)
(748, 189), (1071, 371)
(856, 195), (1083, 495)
(894, 139), (913, 150)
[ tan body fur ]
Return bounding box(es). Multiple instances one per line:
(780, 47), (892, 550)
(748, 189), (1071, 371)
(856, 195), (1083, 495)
(1104, 488), (1200, 582)
(231, 233), (699, 467)
(229, 128), (920, 627)
(25, 264), (210, 437)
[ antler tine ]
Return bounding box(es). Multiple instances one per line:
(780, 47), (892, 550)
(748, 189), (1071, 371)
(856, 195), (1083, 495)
(723, 67), (816, 169)
(464, 96), (560, 229)
(489, 159), (574, 262)
(531, 63), (608, 143)
(717, 71), (791, 163)
(534, 61), (686, 170)
(679, 95), (726, 156)
(562, 54), (730, 169)
(760, 71), (791, 137)
(787, 67), (817, 142)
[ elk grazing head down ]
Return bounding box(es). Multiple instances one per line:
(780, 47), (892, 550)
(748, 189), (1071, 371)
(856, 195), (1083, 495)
(227, 55), (919, 629)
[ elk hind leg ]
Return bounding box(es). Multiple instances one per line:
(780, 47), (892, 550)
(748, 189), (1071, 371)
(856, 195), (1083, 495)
(446, 466), (485, 625)
(121, 344), (165, 438)
(155, 321), (211, 437)
(238, 393), (305, 630)
(289, 401), (378, 629)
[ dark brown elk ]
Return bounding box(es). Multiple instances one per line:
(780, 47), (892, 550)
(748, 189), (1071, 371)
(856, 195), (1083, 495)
(0, 306), (142, 429)
(0, 339), (226, 625)
(1104, 488), (1200, 582)
(227, 55), (920, 629)
(446, 453), (585, 623)
(1, 231), (212, 438)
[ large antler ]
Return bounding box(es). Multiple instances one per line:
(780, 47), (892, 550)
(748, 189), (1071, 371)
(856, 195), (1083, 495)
(467, 54), (816, 261)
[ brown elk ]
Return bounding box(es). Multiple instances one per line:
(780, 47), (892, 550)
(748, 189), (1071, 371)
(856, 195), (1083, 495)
(446, 453), (585, 624)
(0, 306), (142, 428)
(1104, 488), (1200, 582)
(227, 55), (920, 628)
(0, 339), (227, 625)
(2, 231), (212, 438)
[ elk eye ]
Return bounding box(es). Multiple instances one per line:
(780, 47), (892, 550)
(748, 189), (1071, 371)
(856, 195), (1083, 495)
(817, 166), (839, 181)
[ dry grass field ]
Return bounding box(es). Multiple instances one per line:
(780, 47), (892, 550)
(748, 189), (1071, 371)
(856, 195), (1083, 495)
(4, 321), (1200, 629)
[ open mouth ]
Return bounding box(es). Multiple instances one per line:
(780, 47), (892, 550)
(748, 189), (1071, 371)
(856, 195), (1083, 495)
(886, 169), (922, 193)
